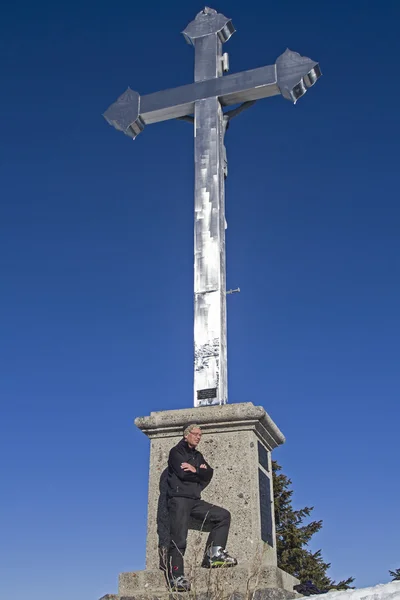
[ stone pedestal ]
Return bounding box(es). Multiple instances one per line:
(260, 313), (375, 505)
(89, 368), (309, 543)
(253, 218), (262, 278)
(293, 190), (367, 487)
(100, 403), (299, 599)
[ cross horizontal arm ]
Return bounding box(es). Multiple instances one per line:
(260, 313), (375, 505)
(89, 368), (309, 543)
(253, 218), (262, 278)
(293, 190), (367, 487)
(140, 64), (277, 124)
(104, 65), (277, 136)
(103, 49), (321, 139)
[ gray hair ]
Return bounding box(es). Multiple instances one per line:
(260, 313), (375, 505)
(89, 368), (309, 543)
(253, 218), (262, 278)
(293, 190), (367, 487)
(183, 423), (201, 437)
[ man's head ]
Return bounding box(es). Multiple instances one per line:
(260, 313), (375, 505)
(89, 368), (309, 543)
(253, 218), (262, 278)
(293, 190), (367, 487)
(183, 424), (202, 448)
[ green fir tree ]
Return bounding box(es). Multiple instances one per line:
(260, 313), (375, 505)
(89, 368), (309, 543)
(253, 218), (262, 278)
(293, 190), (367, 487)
(272, 460), (354, 591)
(389, 568), (400, 581)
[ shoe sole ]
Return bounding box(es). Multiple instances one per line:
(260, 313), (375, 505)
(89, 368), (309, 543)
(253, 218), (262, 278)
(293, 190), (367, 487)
(170, 586), (191, 592)
(201, 561), (237, 569)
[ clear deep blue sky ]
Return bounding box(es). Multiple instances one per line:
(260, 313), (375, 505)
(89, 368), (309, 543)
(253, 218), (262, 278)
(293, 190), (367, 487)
(1, 0), (399, 598)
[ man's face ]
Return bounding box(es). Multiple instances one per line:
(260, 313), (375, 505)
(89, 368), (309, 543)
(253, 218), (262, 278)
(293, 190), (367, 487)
(185, 427), (202, 448)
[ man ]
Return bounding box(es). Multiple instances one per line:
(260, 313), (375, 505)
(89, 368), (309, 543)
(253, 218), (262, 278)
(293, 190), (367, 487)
(166, 423), (237, 592)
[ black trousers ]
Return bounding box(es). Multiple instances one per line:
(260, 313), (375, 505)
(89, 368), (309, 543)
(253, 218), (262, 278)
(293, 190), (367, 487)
(167, 496), (231, 577)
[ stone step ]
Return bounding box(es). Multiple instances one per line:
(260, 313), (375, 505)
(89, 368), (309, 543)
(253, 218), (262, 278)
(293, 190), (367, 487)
(117, 565), (298, 598)
(101, 590), (297, 600)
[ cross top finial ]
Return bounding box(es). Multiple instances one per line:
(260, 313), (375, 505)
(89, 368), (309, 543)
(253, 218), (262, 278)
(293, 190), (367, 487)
(182, 8), (235, 45)
(199, 7), (217, 17)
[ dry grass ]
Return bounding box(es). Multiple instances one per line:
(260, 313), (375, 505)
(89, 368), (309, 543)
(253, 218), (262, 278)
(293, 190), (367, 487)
(158, 529), (270, 600)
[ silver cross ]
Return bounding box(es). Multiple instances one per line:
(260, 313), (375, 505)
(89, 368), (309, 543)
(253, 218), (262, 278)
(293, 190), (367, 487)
(104, 7), (321, 407)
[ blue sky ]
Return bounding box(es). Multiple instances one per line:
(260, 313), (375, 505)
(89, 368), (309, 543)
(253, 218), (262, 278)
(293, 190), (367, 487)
(1, 1), (399, 598)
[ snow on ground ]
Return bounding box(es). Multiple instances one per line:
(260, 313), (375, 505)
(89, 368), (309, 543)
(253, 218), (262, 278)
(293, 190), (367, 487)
(320, 582), (400, 600)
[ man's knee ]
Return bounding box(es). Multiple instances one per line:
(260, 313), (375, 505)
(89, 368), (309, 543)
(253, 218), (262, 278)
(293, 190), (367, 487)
(216, 507), (231, 524)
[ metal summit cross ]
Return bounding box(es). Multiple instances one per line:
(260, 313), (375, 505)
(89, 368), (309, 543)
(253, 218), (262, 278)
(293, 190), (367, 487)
(104, 7), (321, 408)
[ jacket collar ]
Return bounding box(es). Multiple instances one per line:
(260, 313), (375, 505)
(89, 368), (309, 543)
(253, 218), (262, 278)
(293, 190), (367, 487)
(179, 438), (196, 452)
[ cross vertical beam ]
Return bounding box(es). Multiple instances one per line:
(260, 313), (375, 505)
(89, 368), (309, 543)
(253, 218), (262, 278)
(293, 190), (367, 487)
(185, 9), (233, 406)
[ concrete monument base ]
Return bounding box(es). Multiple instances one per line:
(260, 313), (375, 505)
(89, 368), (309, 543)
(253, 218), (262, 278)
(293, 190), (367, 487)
(100, 564), (299, 599)
(100, 403), (299, 599)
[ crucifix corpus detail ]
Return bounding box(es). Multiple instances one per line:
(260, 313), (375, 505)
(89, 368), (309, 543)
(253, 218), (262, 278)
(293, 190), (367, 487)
(104, 7), (321, 408)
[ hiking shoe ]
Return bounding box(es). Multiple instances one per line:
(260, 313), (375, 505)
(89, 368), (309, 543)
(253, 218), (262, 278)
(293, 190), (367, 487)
(201, 546), (238, 568)
(169, 575), (191, 592)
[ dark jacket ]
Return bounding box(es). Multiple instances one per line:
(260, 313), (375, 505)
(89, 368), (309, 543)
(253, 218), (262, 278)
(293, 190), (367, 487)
(167, 439), (214, 500)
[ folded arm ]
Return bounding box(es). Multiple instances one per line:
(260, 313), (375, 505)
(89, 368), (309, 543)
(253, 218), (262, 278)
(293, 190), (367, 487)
(197, 458), (213, 483)
(168, 447), (199, 481)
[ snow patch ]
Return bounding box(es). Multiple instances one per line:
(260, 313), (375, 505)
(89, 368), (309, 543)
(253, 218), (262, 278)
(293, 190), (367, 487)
(320, 582), (400, 600)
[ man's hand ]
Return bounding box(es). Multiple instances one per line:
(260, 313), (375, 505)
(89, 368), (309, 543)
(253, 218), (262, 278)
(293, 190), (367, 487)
(200, 464), (207, 469)
(181, 462), (197, 473)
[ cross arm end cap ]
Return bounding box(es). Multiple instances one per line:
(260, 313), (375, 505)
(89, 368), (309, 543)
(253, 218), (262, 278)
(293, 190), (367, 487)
(276, 49), (322, 104)
(182, 7), (235, 45)
(103, 88), (145, 139)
